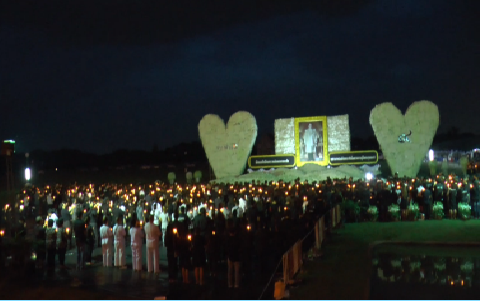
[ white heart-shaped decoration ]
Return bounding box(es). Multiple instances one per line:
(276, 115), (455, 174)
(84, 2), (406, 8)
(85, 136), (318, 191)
(198, 111), (257, 179)
(369, 101), (439, 178)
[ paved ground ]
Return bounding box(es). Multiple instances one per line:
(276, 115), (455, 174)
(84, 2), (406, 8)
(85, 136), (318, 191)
(1, 242), (281, 300)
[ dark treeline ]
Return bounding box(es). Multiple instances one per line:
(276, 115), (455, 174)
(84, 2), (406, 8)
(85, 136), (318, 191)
(1, 132), (478, 173)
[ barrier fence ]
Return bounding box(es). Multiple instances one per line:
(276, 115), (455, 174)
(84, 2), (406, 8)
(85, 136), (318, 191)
(272, 204), (341, 299)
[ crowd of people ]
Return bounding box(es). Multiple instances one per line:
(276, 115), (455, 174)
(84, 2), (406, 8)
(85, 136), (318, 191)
(1, 173), (479, 287)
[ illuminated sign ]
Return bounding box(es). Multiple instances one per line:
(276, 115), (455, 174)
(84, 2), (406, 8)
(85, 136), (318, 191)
(329, 150), (379, 166)
(248, 154), (296, 169)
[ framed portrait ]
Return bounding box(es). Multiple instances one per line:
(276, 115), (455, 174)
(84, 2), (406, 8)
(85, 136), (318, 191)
(294, 116), (328, 167)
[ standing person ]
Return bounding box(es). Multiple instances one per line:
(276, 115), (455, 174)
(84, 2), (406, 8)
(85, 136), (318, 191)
(130, 219), (143, 271)
(100, 216), (113, 267)
(145, 215), (161, 273)
(226, 220), (241, 288)
(45, 219), (57, 270)
(56, 218), (68, 269)
(165, 213), (178, 283)
(88, 205), (98, 249)
(97, 207), (103, 247)
(424, 185), (433, 220)
(160, 207), (169, 247)
(84, 216), (95, 265)
(192, 228), (206, 285)
(34, 216), (46, 269)
(73, 211), (86, 270)
(113, 216), (127, 268)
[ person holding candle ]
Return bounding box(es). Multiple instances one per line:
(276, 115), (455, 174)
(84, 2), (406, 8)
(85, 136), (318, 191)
(84, 216), (95, 265)
(100, 216), (113, 267)
(113, 216), (127, 268)
(145, 214), (161, 273)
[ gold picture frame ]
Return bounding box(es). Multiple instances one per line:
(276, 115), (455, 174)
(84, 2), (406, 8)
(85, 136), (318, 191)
(294, 116), (328, 167)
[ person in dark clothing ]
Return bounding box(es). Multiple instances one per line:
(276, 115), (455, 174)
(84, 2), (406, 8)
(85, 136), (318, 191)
(192, 227), (206, 285)
(206, 226), (220, 277)
(56, 218), (68, 268)
(226, 220), (241, 288)
(166, 213), (179, 283)
(424, 186), (433, 220)
(73, 211), (86, 270)
(34, 216), (46, 269)
(46, 219), (57, 269)
(97, 207), (103, 247)
(84, 216), (95, 265)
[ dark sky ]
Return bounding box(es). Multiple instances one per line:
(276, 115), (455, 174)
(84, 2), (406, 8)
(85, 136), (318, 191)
(1, 0), (479, 154)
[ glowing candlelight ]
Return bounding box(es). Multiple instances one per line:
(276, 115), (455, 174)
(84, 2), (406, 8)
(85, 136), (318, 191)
(247, 225), (251, 231)
(187, 234), (192, 241)
(212, 230), (215, 235)
(173, 228), (177, 234)
(0, 230), (4, 237)
(66, 228), (70, 235)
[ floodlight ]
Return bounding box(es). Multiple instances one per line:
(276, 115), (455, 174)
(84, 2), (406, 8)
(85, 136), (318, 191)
(25, 168), (31, 181)
(428, 149), (434, 162)
(366, 172), (373, 181)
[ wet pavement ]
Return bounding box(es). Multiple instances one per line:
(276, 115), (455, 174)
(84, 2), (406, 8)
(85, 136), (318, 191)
(1, 243), (281, 300)
(370, 247), (480, 300)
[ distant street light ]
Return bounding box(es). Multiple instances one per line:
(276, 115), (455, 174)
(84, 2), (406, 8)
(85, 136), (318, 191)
(429, 149), (434, 162)
(25, 168), (31, 181)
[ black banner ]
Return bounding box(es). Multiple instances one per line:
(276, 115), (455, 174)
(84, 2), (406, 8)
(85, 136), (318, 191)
(329, 151), (379, 165)
(248, 154), (296, 169)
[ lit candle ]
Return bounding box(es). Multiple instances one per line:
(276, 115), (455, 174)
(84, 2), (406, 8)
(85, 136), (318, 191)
(212, 230), (215, 235)
(0, 230), (4, 237)
(187, 234), (192, 241)
(66, 228), (70, 235)
(173, 228), (178, 234)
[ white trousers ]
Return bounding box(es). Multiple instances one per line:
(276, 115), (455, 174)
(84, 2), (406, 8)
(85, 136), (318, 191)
(162, 229), (167, 247)
(102, 245), (113, 267)
(114, 242), (126, 266)
(131, 244), (142, 271)
(147, 243), (159, 273)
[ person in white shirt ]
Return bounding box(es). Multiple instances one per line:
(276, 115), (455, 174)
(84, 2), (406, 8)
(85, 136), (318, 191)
(99, 216), (113, 267)
(160, 208), (169, 247)
(113, 216), (126, 268)
(154, 204), (161, 228)
(130, 219), (144, 271)
(47, 193), (53, 209)
(136, 204), (144, 222)
(145, 215), (161, 273)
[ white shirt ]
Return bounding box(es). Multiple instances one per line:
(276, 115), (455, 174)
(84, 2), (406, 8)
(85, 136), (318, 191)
(160, 212), (169, 229)
(154, 207), (161, 226)
(49, 213), (58, 228)
(47, 194), (53, 205)
(145, 222), (161, 248)
(100, 225), (113, 246)
(130, 227), (143, 247)
(113, 224), (126, 245)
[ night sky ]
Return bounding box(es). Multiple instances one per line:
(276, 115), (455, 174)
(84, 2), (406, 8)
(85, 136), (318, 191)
(1, 0), (479, 154)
